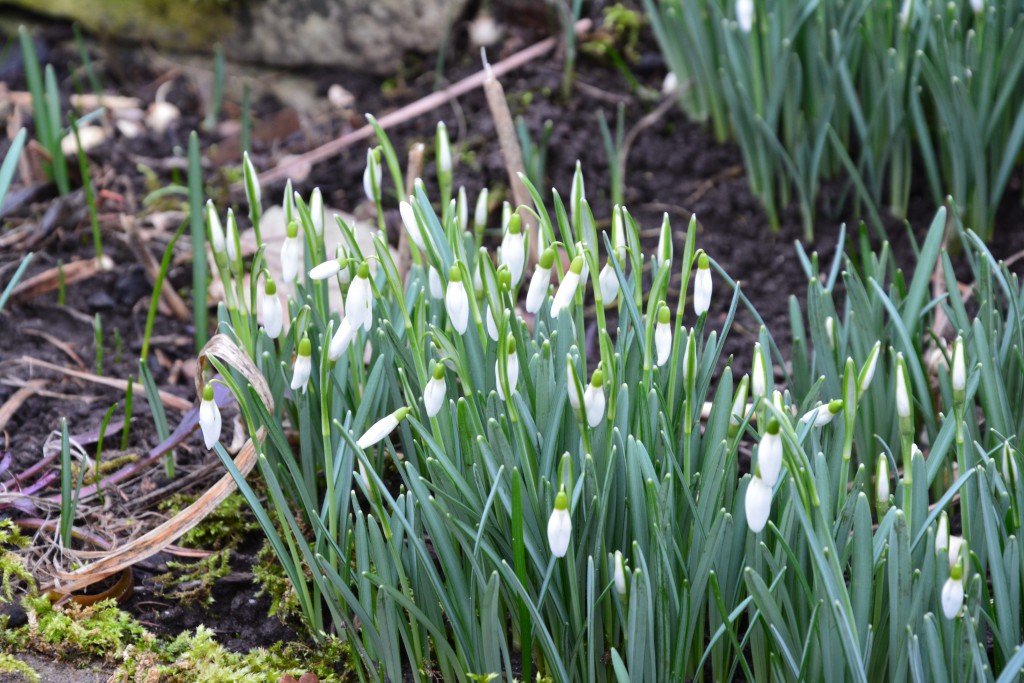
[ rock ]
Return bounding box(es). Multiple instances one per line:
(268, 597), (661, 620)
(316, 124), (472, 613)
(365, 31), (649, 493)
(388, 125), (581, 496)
(9, 0), (469, 75)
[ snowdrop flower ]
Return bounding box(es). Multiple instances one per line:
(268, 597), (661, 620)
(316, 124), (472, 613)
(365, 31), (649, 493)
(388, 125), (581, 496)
(655, 214), (671, 271)
(935, 511), (950, 556)
(857, 342), (881, 399)
(328, 317), (357, 361)
(423, 363), (447, 418)
(309, 257), (343, 281)
(745, 475), (772, 533)
(752, 343), (767, 401)
(199, 384), (221, 450)
(261, 276), (283, 339)
(613, 550), (627, 595)
(655, 303), (672, 367)
(357, 406), (410, 450)
(243, 151), (261, 209)
(310, 188), (324, 237)
(206, 200), (226, 262)
(551, 255), (584, 319)
(598, 262), (619, 304)
(548, 488), (572, 558)
(941, 571), (964, 620)
(363, 149), (381, 203)
(500, 214), (526, 286)
(970, 0), (984, 13)
(951, 336), (966, 400)
(612, 206), (627, 259)
(495, 336), (519, 400)
(428, 266), (443, 299)
(436, 121), (452, 176)
(575, 242), (590, 283)
(474, 189), (489, 232)
(281, 220), (302, 284)
(457, 186), (468, 230)
(758, 419), (783, 486)
(225, 209), (241, 274)
(801, 399), (843, 427)
(1002, 441), (1019, 485)
(876, 454), (890, 516)
(694, 253), (712, 316)
(527, 247), (555, 314)
(567, 362), (583, 413)
(895, 355), (911, 418)
(485, 306), (500, 341)
(948, 535), (964, 570)
(729, 375), (750, 437)
(584, 367), (606, 428)
(445, 264), (470, 334)
(291, 337), (312, 393)
(736, 0), (754, 33)
(346, 263), (373, 332)
(400, 199), (426, 251)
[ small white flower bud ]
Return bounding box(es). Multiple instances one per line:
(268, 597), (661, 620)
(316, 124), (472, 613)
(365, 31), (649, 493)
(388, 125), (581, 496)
(941, 575), (964, 620)
(357, 407), (410, 450)
(400, 199), (426, 251)
(613, 550), (627, 595)
(550, 256), (584, 319)
(547, 489), (572, 558)
(736, 0), (754, 32)
(526, 248), (556, 314)
(584, 368), (606, 428)
(199, 385), (221, 450)
(694, 253), (712, 316)
(424, 364), (446, 418)
(745, 476), (772, 533)
(291, 338), (312, 393)
(655, 304), (672, 367)
(281, 220), (302, 284)
(261, 277), (283, 339)
(758, 420), (783, 486)
(445, 264), (470, 334)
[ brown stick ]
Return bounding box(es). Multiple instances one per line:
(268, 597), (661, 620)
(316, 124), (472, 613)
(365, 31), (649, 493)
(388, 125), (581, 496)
(255, 19), (592, 188)
(482, 55), (536, 272)
(11, 256), (114, 303)
(21, 356), (192, 412)
(0, 379), (48, 433)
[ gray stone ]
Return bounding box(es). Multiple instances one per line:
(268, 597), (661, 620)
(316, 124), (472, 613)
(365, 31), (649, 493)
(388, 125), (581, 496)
(5, 0), (468, 74)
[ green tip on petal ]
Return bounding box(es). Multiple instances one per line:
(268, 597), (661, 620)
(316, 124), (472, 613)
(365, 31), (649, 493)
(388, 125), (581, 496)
(298, 337), (312, 356)
(539, 247), (556, 269)
(449, 264), (463, 282)
(394, 406), (411, 421)
(828, 399), (844, 413)
(265, 277), (277, 295)
(766, 418), (780, 435)
(357, 262), (371, 279)
(698, 252), (710, 270)
(432, 362), (446, 380)
(950, 561), (963, 581)
(497, 267), (512, 289)
(508, 213), (522, 234)
(591, 368), (604, 387)
(286, 220), (299, 238)
(554, 489), (569, 510)
(202, 384), (215, 401)
(569, 255), (585, 274)
(657, 304), (670, 324)
(507, 335), (517, 353)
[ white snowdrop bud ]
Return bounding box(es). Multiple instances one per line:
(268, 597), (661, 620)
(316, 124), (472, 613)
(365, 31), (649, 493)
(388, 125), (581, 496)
(199, 384), (221, 450)
(952, 336), (966, 397)
(568, 362), (583, 412)
(500, 214), (526, 286)
(457, 186), (468, 230)
(423, 363), (447, 418)
(876, 454), (890, 514)
(495, 336), (519, 400)
(400, 199), (426, 251)
(346, 263), (373, 332)
(970, 0), (984, 13)
(896, 356), (911, 418)
(428, 266), (443, 299)
(436, 122), (452, 175)
(745, 475), (772, 533)
(547, 488), (572, 558)
(290, 337), (312, 393)
(584, 368), (606, 428)
(485, 306), (500, 342)
(941, 574), (964, 620)
(758, 419), (783, 486)
(527, 247), (555, 314)
(948, 535), (964, 570)
(363, 149), (381, 203)
(357, 407), (410, 450)
(752, 343), (767, 400)
(243, 152), (261, 209)
(729, 375), (750, 435)
(309, 258), (343, 281)
(1002, 441), (1020, 485)
(261, 277), (283, 339)
(570, 162), (585, 219)
(310, 188), (324, 237)
(858, 342), (881, 399)
(281, 220), (303, 284)
(694, 253), (712, 316)
(655, 303), (672, 367)
(655, 214), (671, 271)
(206, 200), (226, 259)
(935, 511), (950, 556)
(802, 399), (843, 427)
(736, 0), (754, 32)
(551, 255), (584, 319)
(445, 264), (470, 334)
(825, 316), (835, 350)
(225, 209), (241, 273)
(474, 189), (489, 232)
(613, 550), (627, 595)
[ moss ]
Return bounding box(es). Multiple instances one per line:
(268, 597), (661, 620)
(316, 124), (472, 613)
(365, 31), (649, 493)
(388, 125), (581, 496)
(0, 520), (34, 602)
(158, 492), (258, 551)
(0, 653), (39, 683)
(9, 597), (151, 662)
(154, 549), (232, 608)
(251, 539), (303, 622)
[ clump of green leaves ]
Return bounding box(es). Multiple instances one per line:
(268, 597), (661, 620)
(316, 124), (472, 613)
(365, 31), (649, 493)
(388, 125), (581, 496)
(0, 520), (33, 602)
(8, 597), (150, 662)
(0, 653), (38, 683)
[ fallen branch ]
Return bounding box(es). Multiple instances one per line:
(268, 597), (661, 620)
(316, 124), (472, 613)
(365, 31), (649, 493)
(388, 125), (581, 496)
(256, 19), (592, 188)
(21, 356), (192, 412)
(11, 256), (113, 303)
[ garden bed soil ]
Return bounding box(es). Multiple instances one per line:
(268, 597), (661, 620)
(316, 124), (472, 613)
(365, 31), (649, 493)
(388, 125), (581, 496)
(1, 0), (1024, 672)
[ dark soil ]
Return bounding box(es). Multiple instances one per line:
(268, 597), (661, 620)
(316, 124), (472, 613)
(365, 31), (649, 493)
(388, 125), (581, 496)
(1, 0), (1023, 663)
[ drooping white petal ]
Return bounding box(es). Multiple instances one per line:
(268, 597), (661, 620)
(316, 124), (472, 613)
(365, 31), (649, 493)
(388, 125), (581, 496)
(896, 361), (911, 418)
(500, 232), (526, 286)
(281, 236), (302, 284)
(745, 476), (772, 533)
(736, 0), (754, 32)
(599, 264), (619, 304)
(526, 265), (551, 314)
(752, 344), (766, 400)
(613, 551), (627, 595)
(346, 275), (372, 332)
(291, 354), (311, 393)
(694, 263), (712, 316)
(547, 505), (572, 558)
(550, 270), (580, 319)
(261, 289), (283, 339)
(446, 281), (469, 334)
(328, 318), (357, 361)
(428, 266), (443, 299)
(357, 413), (399, 450)
(758, 431), (783, 487)
(486, 306), (500, 341)
(655, 321), (672, 367)
(495, 353), (519, 400)
(941, 577), (964, 620)
(584, 382), (605, 428)
(935, 511), (950, 556)
(424, 376), (446, 418)
(199, 395), (221, 449)
(567, 365), (583, 412)
(309, 259), (342, 280)
(400, 200), (426, 250)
